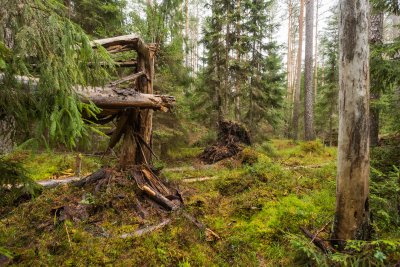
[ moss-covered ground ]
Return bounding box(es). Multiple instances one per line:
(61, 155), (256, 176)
(1, 140), (399, 266)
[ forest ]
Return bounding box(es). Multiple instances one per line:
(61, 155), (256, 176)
(0, 0), (400, 266)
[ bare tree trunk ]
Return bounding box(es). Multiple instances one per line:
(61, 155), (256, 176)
(234, 0), (241, 122)
(369, 11), (384, 147)
(332, 0), (370, 249)
(287, 0), (293, 101)
(185, 0), (189, 68)
(292, 0), (305, 140)
(313, 0), (319, 102)
(286, 0), (294, 137)
(304, 0), (315, 140)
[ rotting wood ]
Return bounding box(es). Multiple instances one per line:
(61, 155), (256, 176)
(120, 219), (171, 239)
(37, 176), (81, 188)
(282, 163), (330, 170)
(142, 185), (177, 211)
(72, 168), (110, 187)
(182, 176), (217, 183)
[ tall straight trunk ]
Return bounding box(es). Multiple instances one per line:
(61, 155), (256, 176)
(234, 0), (241, 122)
(304, 0), (315, 140)
(185, 0), (189, 68)
(332, 0), (370, 249)
(313, 0), (319, 102)
(224, 5), (231, 117)
(369, 11), (383, 147)
(286, 0), (294, 137)
(287, 0), (293, 101)
(292, 0), (305, 140)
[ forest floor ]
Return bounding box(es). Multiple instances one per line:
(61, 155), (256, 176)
(1, 139), (399, 266)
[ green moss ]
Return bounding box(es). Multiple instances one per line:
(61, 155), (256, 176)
(5, 150), (102, 181)
(2, 139), (398, 266)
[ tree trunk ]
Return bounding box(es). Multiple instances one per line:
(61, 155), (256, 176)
(332, 0), (370, 249)
(185, 0), (189, 68)
(234, 0), (241, 122)
(0, 14), (15, 154)
(286, 0), (294, 137)
(369, 11), (383, 147)
(292, 0), (305, 140)
(313, 0), (319, 102)
(110, 39), (156, 169)
(304, 0), (315, 140)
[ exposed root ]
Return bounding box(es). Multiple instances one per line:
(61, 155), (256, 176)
(200, 120), (251, 164)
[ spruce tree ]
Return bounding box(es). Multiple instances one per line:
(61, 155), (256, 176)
(0, 0), (113, 148)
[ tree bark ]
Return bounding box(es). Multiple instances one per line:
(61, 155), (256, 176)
(304, 0), (315, 140)
(292, 0), (305, 140)
(234, 0), (241, 122)
(313, 0), (319, 102)
(332, 0), (370, 249)
(369, 11), (384, 147)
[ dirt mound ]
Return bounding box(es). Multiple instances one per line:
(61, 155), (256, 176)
(200, 120), (251, 164)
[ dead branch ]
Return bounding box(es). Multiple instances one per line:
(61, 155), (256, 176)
(300, 226), (336, 254)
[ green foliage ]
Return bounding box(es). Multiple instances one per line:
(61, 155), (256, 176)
(0, 157), (34, 188)
(315, 9), (339, 140)
(289, 234), (400, 266)
(370, 166), (400, 232)
(0, 157), (40, 210)
(300, 140), (324, 154)
(5, 150), (102, 181)
(198, 0), (285, 134)
(0, 0), (114, 148)
(65, 0), (127, 38)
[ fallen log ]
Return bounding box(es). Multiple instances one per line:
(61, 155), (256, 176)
(36, 176), (80, 188)
(0, 74), (175, 112)
(91, 34), (151, 57)
(81, 88), (175, 112)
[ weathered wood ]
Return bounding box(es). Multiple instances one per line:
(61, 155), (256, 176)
(37, 176), (81, 188)
(120, 219), (171, 238)
(72, 168), (109, 187)
(142, 185), (177, 211)
(91, 34), (151, 59)
(107, 71), (145, 87)
(0, 74), (175, 112)
(332, 0), (370, 248)
(91, 34), (140, 50)
(81, 91), (174, 112)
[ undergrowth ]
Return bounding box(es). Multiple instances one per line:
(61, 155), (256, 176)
(1, 140), (400, 266)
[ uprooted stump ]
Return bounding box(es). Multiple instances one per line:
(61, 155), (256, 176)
(72, 166), (183, 212)
(200, 120), (251, 164)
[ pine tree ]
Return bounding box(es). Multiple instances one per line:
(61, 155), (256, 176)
(303, 0), (315, 140)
